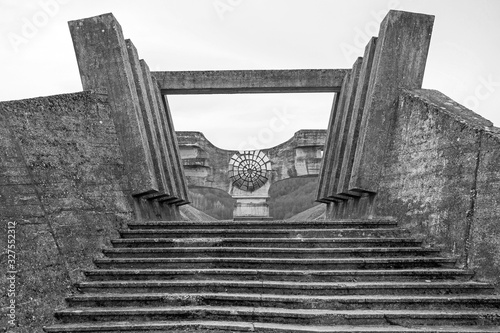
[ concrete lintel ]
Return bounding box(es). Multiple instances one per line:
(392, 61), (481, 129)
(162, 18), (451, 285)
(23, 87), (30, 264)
(152, 69), (350, 95)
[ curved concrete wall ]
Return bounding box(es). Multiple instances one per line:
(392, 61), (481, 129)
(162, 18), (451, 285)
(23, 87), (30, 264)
(177, 129), (326, 193)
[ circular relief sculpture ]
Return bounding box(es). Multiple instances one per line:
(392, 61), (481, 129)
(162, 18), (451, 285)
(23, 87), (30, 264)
(228, 150), (272, 192)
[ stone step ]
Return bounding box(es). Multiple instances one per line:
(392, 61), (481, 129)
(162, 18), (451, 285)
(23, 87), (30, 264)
(66, 293), (500, 310)
(101, 247), (440, 259)
(111, 237), (423, 248)
(84, 268), (474, 282)
(53, 306), (500, 325)
(76, 280), (493, 296)
(93, 257), (457, 270)
(126, 220), (398, 230)
(43, 321), (500, 333)
(119, 228), (410, 239)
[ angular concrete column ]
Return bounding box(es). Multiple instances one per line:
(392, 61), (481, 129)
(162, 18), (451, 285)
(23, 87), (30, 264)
(316, 73), (350, 203)
(327, 57), (364, 200)
(125, 40), (169, 199)
(337, 37), (378, 195)
(349, 10), (434, 193)
(153, 80), (190, 204)
(140, 60), (178, 200)
(68, 14), (157, 196)
(160, 94), (190, 203)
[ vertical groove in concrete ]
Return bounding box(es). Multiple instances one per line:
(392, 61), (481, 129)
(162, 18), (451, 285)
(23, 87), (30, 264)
(68, 14), (158, 195)
(140, 60), (177, 200)
(327, 57), (364, 199)
(338, 37), (378, 196)
(317, 72), (351, 203)
(125, 40), (167, 197)
(349, 10), (434, 193)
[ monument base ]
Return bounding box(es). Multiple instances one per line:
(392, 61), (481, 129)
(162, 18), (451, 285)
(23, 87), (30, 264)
(232, 196), (271, 221)
(233, 216), (274, 221)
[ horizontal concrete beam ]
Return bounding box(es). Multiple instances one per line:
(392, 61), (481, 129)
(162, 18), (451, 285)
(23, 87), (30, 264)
(152, 69), (350, 95)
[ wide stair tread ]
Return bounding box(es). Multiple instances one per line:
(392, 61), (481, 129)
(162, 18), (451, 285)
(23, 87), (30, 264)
(53, 306), (500, 326)
(83, 268), (475, 282)
(43, 321), (500, 332)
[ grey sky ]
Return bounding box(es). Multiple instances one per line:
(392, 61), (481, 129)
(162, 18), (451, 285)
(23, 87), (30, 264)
(1, 0), (499, 150)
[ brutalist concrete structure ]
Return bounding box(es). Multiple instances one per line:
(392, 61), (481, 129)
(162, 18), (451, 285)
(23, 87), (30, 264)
(1, 9), (500, 333)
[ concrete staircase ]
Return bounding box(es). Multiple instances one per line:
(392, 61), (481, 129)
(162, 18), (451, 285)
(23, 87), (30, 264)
(44, 219), (500, 332)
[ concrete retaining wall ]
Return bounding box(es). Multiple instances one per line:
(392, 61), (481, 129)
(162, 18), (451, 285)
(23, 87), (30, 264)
(326, 89), (500, 286)
(0, 91), (134, 331)
(375, 89), (500, 285)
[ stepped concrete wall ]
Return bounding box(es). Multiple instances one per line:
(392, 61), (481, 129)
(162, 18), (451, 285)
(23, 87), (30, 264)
(317, 10), (500, 287)
(0, 91), (134, 331)
(326, 89), (500, 286)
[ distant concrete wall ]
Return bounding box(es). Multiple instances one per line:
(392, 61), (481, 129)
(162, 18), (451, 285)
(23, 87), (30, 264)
(0, 91), (134, 331)
(177, 130), (326, 192)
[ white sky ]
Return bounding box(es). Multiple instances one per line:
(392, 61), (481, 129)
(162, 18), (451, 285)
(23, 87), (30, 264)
(1, 0), (499, 150)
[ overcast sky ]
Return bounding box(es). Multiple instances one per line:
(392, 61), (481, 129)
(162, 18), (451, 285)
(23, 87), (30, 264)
(1, 0), (499, 150)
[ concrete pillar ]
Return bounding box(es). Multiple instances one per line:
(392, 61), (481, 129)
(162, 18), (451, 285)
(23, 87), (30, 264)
(327, 57), (364, 200)
(349, 10), (434, 193)
(161, 95), (190, 203)
(154, 81), (190, 204)
(125, 40), (169, 199)
(337, 37), (378, 196)
(140, 60), (178, 200)
(68, 14), (157, 196)
(316, 72), (351, 203)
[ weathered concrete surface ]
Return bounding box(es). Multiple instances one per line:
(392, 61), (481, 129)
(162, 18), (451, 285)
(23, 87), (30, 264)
(152, 69), (350, 95)
(69, 13), (157, 196)
(0, 91), (134, 332)
(337, 37), (378, 196)
(140, 60), (178, 199)
(125, 39), (168, 198)
(68, 13), (189, 205)
(177, 130), (325, 193)
(350, 10), (434, 193)
(316, 75), (348, 203)
(327, 57), (364, 200)
(332, 89), (500, 286)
